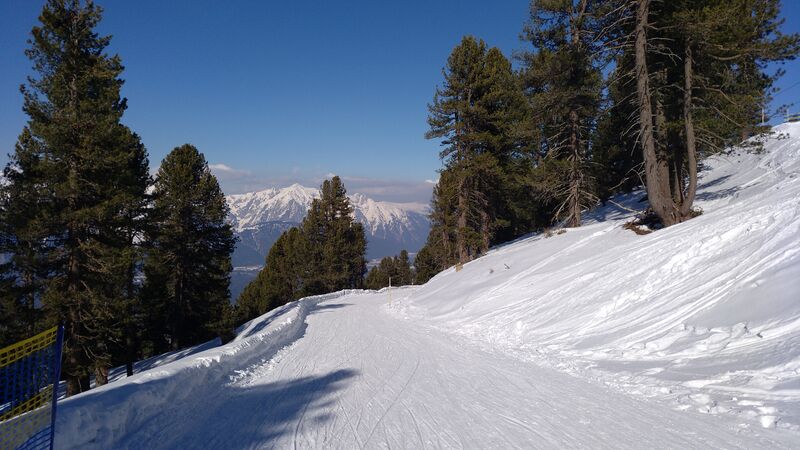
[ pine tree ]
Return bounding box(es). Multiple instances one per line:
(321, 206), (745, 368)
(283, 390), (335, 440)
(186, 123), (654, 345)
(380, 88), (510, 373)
(426, 36), (528, 264)
(411, 245), (439, 285)
(593, 65), (643, 203)
(0, 0), (151, 394)
(609, 0), (798, 226)
(0, 130), (49, 347)
(363, 250), (413, 290)
(302, 176), (366, 294)
(236, 227), (305, 322)
(519, 0), (605, 227)
(142, 144), (235, 352)
(235, 177), (366, 324)
(364, 257), (395, 290)
(394, 250), (413, 286)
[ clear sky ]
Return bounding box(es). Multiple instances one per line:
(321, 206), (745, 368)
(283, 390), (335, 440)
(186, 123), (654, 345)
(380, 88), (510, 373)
(1, 1), (799, 202)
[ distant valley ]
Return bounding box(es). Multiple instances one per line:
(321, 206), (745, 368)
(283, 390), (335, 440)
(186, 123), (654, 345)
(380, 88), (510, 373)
(226, 184), (430, 299)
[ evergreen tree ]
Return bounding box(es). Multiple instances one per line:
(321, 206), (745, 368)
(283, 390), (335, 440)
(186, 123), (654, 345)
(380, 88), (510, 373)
(364, 266), (382, 290)
(411, 245), (439, 285)
(235, 177), (366, 324)
(394, 250), (413, 286)
(0, 0), (151, 394)
(610, 0), (798, 226)
(142, 144), (235, 352)
(426, 36), (528, 265)
(0, 130), (49, 347)
(592, 65), (643, 203)
(363, 250), (412, 290)
(519, 0), (605, 227)
(364, 257), (395, 290)
(302, 176), (366, 294)
(236, 227), (305, 322)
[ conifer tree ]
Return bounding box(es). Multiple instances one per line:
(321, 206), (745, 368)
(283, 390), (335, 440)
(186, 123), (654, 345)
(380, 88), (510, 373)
(426, 36), (528, 264)
(0, 0), (151, 394)
(394, 250), (413, 286)
(302, 176), (366, 294)
(607, 0), (798, 226)
(411, 245), (439, 285)
(235, 177), (366, 324)
(236, 227), (304, 321)
(364, 266), (382, 290)
(0, 131), (49, 347)
(363, 250), (413, 290)
(520, 0), (604, 227)
(142, 145), (235, 352)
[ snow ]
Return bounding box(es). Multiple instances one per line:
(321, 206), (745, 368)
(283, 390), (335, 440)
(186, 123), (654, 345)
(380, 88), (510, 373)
(392, 123), (800, 432)
(54, 125), (800, 448)
(225, 183), (428, 234)
(226, 183), (430, 265)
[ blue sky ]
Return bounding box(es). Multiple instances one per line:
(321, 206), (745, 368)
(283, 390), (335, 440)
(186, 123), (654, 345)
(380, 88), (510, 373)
(1, 1), (799, 202)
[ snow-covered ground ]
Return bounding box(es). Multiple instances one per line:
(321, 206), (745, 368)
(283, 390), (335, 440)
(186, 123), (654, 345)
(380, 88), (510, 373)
(392, 122), (800, 433)
(54, 124), (800, 448)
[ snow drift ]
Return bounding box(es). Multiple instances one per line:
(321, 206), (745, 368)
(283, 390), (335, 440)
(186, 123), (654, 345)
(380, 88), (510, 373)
(55, 291), (369, 448)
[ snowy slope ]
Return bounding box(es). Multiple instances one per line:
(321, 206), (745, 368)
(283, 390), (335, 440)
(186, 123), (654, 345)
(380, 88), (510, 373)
(393, 122), (800, 431)
(53, 125), (800, 448)
(226, 184), (430, 266)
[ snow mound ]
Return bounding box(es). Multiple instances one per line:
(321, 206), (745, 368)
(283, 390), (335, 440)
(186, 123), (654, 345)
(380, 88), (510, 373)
(391, 123), (800, 431)
(55, 290), (369, 449)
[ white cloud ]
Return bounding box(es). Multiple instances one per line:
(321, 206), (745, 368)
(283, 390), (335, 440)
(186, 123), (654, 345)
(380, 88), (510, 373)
(209, 163), (243, 174)
(207, 166), (435, 203)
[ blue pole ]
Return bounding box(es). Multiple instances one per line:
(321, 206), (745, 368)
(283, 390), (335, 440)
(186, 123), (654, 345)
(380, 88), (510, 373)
(49, 326), (64, 450)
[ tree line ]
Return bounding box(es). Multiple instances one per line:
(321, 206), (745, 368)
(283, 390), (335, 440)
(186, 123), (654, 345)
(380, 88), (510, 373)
(417, 0), (798, 277)
(0, 0), (235, 395)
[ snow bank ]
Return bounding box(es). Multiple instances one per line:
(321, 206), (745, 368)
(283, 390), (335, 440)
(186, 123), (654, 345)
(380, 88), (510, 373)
(55, 290), (368, 449)
(392, 123), (800, 431)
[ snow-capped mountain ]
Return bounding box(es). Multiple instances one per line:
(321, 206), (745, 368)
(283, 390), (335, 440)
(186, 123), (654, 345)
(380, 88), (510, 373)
(226, 184), (430, 267)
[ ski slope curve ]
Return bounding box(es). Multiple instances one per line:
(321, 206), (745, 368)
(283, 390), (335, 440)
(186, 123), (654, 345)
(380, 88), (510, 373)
(54, 124), (800, 449)
(57, 290), (797, 449)
(393, 123), (800, 432)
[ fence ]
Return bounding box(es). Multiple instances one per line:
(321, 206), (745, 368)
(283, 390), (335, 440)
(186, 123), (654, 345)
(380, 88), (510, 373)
(0, 326), (64, 450)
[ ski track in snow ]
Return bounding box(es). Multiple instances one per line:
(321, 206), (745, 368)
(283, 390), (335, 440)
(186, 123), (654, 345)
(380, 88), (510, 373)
(53, 124), (800, 449)
(57, 292), (798, 449)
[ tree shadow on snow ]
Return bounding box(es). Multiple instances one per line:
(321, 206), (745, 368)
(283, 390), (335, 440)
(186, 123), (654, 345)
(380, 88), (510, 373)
(236, 302), (298, 340)
(165, 368), (360, 449)
(308, 303), (351, 315)
(696, 186), (741, 201)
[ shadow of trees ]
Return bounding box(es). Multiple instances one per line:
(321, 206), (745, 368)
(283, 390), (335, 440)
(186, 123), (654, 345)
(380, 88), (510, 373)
(102, 368), (360, 450)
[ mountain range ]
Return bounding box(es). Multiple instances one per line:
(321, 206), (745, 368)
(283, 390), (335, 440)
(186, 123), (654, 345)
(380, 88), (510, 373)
(226, 183), (431, 299)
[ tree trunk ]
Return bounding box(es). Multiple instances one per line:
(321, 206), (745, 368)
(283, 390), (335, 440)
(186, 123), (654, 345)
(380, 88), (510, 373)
(125, 332), (135, 377)
(66, 375), (82, 397)
(680, 40), (698, 218)
(634, 0), (676, 226)
(479, 208), (490, 253)
(172, 263), (184, 351)
(567, 109), (582, 227)
(440, 226), (450, 266)
(457, 176), (469, 264)
(94, 365), (109, 386)
(565, 0), (587, 228)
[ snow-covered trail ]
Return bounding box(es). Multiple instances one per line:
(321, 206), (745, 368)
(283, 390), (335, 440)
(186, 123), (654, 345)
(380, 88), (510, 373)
(55, 125), (800, 448)
(70, 291), (796, 449)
